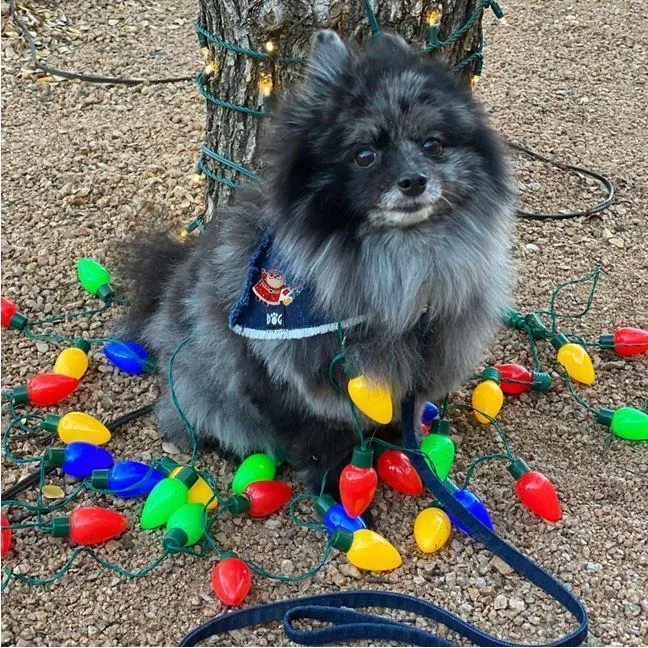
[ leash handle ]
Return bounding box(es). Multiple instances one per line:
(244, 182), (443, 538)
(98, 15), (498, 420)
(180, 395), (587, 646)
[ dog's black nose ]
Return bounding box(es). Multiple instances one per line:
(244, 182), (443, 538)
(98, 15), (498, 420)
(397, 173), (427, 197)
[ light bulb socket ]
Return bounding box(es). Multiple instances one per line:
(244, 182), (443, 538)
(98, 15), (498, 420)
(503, 308), (525, 329)
(314, 494), (336, 519)
(330, 529), (354, 553)
(163, 528), (188, 552)
(43, 447), (65, 469)
(507, 458), (530, 480)
(220, 550), (238, 560)
(11, 385), (29, 405)
(91, 469), (110, 490)
(174, 466), (199, 489)
(550, 333), (570, 350)
(156, 456), (181, 476)
(531, 371), (552, 392)
(9, 313), (28, 330)
(50, 516), (71, 538)
(524, 313), (551, 339)
(596, 408), (614, 428)
(228, 494), (251, 515)
(429, 419), (452, 435)
(42, 414), (61, 433)
(351, 446), (373, 469)
(481, 367), (501, 383)
(72, 339), (91, 354)
(598, 333), (615, 349)
(95, 284), (115, 303)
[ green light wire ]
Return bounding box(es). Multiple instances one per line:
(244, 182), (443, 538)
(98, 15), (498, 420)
(167, 335), (199, 465)
(538, 267), (601, 334)
(461, 453), (512, 490)
(27, 300), (114, 328)
(448, 403), (514, 459)
(1, 549), (169, 591)
(559, 367), (598, 416)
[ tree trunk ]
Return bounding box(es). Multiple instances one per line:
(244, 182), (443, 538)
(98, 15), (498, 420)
(197, 0), (491, 212)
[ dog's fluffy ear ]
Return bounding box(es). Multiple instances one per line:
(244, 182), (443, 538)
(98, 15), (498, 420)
(374, 32), (413, 57)
(307, 30), (349, 88)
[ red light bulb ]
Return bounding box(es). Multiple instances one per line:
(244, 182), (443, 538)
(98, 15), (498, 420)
(228, 481), (293, 518)
(376, 450), (423, 496)
(1, 297), (17, 326)
(51, 506), (128, 545)
(1, 513), (11, 557)
(12, 373), (79, 407)
(340, 447), (377, 518)
(508, 459), (561, 522)
(1, 296), (28, 330)
(494, 364), (551, 394)
(495, 363), (533, 394)
(211, 555), (251, 606)
(599, 327), (648, 357)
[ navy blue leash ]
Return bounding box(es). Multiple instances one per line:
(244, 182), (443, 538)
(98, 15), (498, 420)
(180, 395), (587, 646)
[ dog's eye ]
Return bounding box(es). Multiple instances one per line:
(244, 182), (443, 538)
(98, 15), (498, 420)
(354, 149), (377, 168)
(422, 138), (443, 156)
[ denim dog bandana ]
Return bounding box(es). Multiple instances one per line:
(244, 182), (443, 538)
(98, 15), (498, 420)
(229, 230), (365, 339)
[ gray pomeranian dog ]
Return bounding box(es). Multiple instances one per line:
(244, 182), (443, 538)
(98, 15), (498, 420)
(120, 30), (515, 492)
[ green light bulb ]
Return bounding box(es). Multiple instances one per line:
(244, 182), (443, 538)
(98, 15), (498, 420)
(141, 467), (198, 529)
(597, 407), (648, 441)
(77, 258), (114, 301)
(231, 453), (276, 493)
(420, 433), (455, 480)
(163, 502), (206, 550)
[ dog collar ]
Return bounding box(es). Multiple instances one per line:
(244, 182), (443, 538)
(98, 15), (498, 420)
(229, 230), (365, 340)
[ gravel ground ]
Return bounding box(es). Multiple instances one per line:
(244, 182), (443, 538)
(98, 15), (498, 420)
(1, 0), (647, 645)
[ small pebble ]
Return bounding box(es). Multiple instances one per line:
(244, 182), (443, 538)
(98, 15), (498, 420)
(494, 594), (508, 610)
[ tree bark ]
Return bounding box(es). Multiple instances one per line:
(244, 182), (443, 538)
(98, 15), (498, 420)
(198, 0), (487, 211)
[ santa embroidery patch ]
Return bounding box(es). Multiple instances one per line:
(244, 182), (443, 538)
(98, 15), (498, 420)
(229, 230), (364, 340)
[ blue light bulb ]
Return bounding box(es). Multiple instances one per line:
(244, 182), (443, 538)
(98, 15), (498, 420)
(448, 487), (494, 536)
(324, 504), (367, 535)
(103, 341), (150, 374)
(91, 461), (163, 498)
(315, 495), (367, 535)
(421, 401), (439, 425)
(44, 442), (113, 479)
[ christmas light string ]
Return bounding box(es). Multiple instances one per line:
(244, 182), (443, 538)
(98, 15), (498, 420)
(191, 0), (498, 201)
(1, 261), (646, 600)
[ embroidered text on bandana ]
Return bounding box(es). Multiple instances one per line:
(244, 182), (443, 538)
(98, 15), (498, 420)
(229, 231), (364, 340)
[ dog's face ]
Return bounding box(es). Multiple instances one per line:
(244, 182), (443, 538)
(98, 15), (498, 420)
(269, 31), (511, 242)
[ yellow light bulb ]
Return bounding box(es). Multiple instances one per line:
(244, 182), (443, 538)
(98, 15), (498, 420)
(170, 466), (218, 510)
(348, 375), (393, 424)
(265, 40), (275, 53)
(471, 372), (504, 425)
(259, 73), (273, 97)
(203, 62), (217, 76)
(426, 7), (442, 26)
(344, 529), (402, 571)
(414, 507), (451, 553)
(55, 412), (111, 445)
(53, 345), (89, 380)
(556, 343), (595, 385)
(470, 74), (481, 87)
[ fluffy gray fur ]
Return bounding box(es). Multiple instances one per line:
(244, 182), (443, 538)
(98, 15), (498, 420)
(119, 30), (516, 492)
